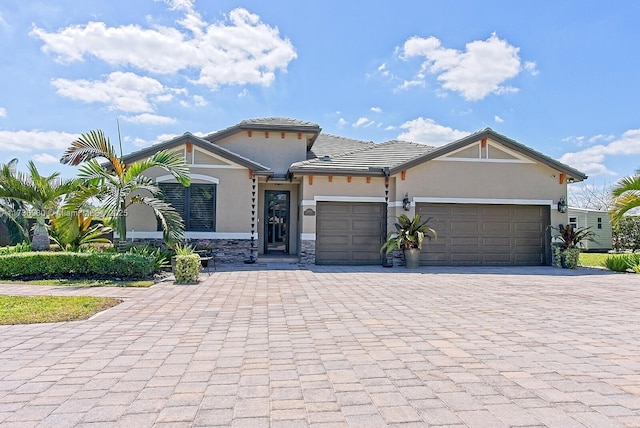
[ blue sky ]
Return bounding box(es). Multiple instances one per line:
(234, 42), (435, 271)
(1, 0), (639, 201)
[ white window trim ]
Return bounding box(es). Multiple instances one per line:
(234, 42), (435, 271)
(156, 174), (219, 184)
(301, 196), (386, 206)
(413, 197), (553, 206)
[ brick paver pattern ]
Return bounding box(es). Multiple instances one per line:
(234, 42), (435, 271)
(0, 265), (639, 427)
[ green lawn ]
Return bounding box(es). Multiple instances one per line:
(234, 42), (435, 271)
(0, 278), (154, 287)
(579, 252), (611, 267)
(0, 295), (121, 325)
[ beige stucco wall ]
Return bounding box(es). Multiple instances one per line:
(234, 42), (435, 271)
(297, 160), (570, 236)
(299, 176), (389, 235)
(215, 132), (310, 175)
(125, 163), (254, 235)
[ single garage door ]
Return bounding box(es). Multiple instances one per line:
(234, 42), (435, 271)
(416, 203), (550, 266)
(316, 202), (385, 265)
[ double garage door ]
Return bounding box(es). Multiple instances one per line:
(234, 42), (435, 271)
(416, 203), (550, 266)
(315, 201), (550, 266)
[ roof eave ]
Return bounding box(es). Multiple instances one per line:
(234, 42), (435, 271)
(389, 129), (588, 181)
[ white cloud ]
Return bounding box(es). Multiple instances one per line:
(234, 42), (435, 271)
(121, 113), (176, 125)
(559, 129), (640, 176)
(192, 95), (207, 106)
(0, 130), (79, 152)
(524, 61), (539, 76)
(0, 107), (6, 117)
(494, 115), (504, 123)
(32, 153), (59, 164)
(400, 33), (525, 101)
(397, 117), (468, 146)
(353, 117), (375, 128)
(52, 72), (176, 113)
(337, 118), (347, 127)
(370, 107), (382, 113)
(31, 7), (297, 90)
(377, 63), (390, 77)
(385, 125), (396, 131)
(0, 12), (5, 27)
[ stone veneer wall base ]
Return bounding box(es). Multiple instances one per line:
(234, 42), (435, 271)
(118, 238), (253, 264)
(300, 240), (316, 265)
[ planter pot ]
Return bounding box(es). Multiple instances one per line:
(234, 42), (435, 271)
(404, 248), (421, 269)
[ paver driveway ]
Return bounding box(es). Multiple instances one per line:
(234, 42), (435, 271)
(1, 266), (640, 427)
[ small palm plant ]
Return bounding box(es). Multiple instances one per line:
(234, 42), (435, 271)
(549, 224), (595, 268)
(381, 214), (437, 254)
(549, 224), (595, 249)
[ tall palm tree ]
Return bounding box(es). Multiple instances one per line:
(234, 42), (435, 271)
(0, 159), (78, 250)
(610, 170), (640, 225)
(60, 130), (191, 245)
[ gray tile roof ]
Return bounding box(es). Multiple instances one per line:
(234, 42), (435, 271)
(239, 117), (320, 128)
(291, 139), (436, 175)
(308, 134), (376, 159)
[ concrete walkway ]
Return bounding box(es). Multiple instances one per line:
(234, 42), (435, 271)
(1, 266), (640, 427)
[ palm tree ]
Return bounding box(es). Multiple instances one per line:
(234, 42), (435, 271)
(610, 171), (640, 225)
(0, 159), (78, 250)
(60, 130), (191, 245)
(0, 159), (28, 242)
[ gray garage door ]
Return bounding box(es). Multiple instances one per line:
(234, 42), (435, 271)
(316, 202), (385, 265)
(416, 203), (550, 266)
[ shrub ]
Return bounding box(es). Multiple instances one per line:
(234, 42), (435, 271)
(174, 254), (200, 284)
(127, 245), (171, 272)
(604, 255), (633, 272)
(0, 252), (154, 279)
(0, 242), (32, 255)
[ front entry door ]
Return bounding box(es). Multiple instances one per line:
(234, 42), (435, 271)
(264, 190), (290, 254)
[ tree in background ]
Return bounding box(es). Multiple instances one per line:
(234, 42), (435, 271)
(60, 130), (191, 245)
(0, 159), (78, 250)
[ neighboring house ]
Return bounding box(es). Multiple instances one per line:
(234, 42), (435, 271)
(567, 207), (613, 252)
(124, 117), (587, 266)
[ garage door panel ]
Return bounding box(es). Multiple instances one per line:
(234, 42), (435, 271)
(317, 235), (349, 246)
(353, 220), (382, 231)
(317, 204), (350, 215)
(318, 219), (350, 230)
(483, 221), (511, 231)
(451, 253), (481, 262)
(450, 237), (479, 246)
(483, 237), (510, 246)
(450, 221), (478, 232)
(515, 222), (543, 232)
(417, 203), (550, 266)
(451, 205), (480, 216)
(316, 202), (384, 265)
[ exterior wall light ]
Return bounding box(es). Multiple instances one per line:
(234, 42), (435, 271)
(402, 193), (411, 211)
(557, 196), (567, 213)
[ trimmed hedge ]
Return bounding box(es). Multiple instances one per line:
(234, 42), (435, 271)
(174, 254), (200, 284)
(0, 252), (155, 279)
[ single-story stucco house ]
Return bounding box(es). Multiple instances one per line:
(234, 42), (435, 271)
(124, 117), (587, 266)
(566, 207), (613, 252)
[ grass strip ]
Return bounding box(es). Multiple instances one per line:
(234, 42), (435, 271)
(0, 295), (121, 325)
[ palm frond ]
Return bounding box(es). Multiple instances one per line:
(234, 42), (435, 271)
(131, 195), (185, 244)
(61, 130), (126, 177)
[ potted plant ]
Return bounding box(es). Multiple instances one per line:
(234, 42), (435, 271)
(549, 224), (595, 269)
(381, 214), (437, 268)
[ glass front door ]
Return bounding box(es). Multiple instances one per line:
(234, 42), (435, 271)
(264, 190), (290, 254)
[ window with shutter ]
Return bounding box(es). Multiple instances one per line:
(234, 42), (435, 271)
(158, 183), (216, 231)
